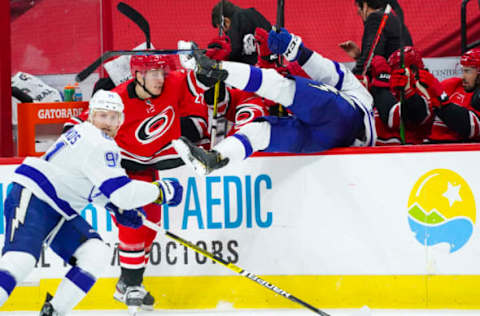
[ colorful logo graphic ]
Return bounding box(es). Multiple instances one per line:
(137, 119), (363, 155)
(407, 169), (476, 253)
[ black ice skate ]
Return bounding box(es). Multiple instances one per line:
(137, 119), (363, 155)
(39, 293), (59, 316)
(173, 136), (229, 175)
(193, 50), (228, 85)
(113, 278), (154, 311)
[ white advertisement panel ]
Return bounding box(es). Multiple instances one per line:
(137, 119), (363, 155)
(1, 148), (479, 282)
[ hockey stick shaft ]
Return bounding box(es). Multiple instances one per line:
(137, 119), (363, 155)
(117, 2), (151, 49)
(361, 4), (392, 76)
(210, 82), (220, 148)
(142, 219), (330, 316)
(276, 0), (286, 117)
(75, 49), (204, 82)
(210, 0), (225, 148)
(398, 4), (406, 144)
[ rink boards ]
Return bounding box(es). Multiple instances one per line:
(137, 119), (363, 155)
(1, 144), (480, 311)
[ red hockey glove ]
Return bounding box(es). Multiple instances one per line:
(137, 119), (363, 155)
(255, 27), (271, 57)
(255, 27), (279, 69)
(416, 69), (449, 108)
(206, 35), (232, 61)
(370, 55), (391, 88)
(390, 67), (415, 98)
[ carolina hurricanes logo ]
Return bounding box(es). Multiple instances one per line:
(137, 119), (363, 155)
(235, 105), (266, 126)
(135, 106), (175, 144)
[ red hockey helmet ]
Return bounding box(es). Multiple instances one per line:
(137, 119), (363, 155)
(460, 48), (480, 70)
(130, 54), (175, 78)
(388, 46), (425, 70)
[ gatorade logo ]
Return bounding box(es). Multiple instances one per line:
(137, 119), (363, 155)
(407, 169), (476, 253)
(38, 108), (84, 120)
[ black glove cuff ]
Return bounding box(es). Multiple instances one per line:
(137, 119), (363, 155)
(297, 45), (313, 67)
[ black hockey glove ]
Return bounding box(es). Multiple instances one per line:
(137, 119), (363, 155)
(204, 81), (227, 106)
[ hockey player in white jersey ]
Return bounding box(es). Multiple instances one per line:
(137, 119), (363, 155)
(173, 27), (376, 175)
(0, 90), (183, 315)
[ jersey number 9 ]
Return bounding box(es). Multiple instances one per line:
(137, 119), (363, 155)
(105, 152), (120, 167)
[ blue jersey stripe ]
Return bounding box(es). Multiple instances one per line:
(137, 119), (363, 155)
(333, 61), (345, 91)
(66, 266), (95, 293)
(15, 164), (77, 217)
(232, 133), (253, 158)
(244, 66), (263, 92)
(0, 270), (16, 295)
(44, 141), (65, 161)
(99, 176), (131, 198)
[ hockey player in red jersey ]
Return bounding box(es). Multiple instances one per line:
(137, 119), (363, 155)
(109, 55), (211, 310)
(64, 54), (207, 310)
(429, 48), (480, 142)
(374, 46), (446, 144)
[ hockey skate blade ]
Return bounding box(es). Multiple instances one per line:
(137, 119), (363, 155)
(141, 304), (154, 311)
(128, 305), (139, 316)
(172, 139), (208, 176)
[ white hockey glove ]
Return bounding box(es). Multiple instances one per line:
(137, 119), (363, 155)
(153, 179), (183, 206)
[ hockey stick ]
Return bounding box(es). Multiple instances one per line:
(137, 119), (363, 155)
(397, 4), (406, 144)
(141, 218), (331, 316)
(117, 2), (151, 49)
(210, 0), (225, 148)
(276, 0), (286, 117)
(361, 4), (392, 76)
(75, 49), (204, 82)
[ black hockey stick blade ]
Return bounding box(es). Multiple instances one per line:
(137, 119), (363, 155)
(75, 49), (205, 82)
(76, 51), (117, 82)
(117, 2), (151, 48)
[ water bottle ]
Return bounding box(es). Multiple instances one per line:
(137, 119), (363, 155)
(73, 83), (83, 101)
(63, 84), (75, 102)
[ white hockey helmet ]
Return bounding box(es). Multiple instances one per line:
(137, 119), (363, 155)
(89, 89), (124, 113)
(88, 89), (125, 127)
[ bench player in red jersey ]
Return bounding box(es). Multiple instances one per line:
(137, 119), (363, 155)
(429, 48), (480, 142)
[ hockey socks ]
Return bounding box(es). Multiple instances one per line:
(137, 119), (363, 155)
(0, 252), (36, 306)
(121, 267), (145, 286)
(0, 269), (16, 305)
(215, 121), (271, 164)
(50, 266), (96, 315)
(222, 62), (296, 107)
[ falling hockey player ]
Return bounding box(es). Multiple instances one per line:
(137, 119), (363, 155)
(173, 27), (376, 175)
(0, 90), (183, 316)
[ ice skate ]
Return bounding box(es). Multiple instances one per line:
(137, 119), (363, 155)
(114, 279), (155, 311)
(125, 286), (143, 315)
(39, 293), (59, 316)
(173, 136), (229, 175)
(192, 50), (228, 84)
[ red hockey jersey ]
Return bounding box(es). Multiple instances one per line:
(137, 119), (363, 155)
(182, 71), (269, 147)
(375, 69), (443, 145)
(65, 70), (207, 171)
(429, 77), (479, 142)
